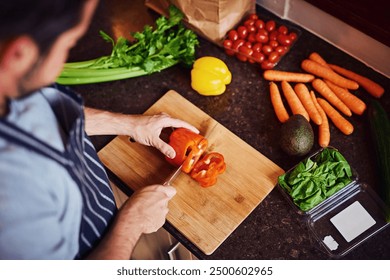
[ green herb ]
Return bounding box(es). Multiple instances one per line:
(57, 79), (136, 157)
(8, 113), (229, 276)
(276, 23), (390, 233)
(278, 148), (353, 211)
(57, 5), (198, 85)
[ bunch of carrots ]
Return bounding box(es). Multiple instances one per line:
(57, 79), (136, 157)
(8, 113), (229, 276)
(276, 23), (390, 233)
(264, 52), (384, 147)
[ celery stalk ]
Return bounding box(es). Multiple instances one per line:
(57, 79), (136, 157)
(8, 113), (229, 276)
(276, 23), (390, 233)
(57, 6), (198, 85)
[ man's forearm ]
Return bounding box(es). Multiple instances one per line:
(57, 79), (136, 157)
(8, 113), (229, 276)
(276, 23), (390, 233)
(84, 107), (136, 136)
(85, 212), (143, 260)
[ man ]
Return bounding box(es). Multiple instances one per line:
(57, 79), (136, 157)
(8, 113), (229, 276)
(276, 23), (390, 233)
(0, 0), (198, 259)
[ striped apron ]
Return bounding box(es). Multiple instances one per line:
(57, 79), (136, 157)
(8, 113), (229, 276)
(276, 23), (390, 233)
(0, 84), (117, 258)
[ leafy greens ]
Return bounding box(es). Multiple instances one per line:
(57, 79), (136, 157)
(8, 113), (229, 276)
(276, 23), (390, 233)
(57, 5), (199, 85)
(278, 148), (353, 211)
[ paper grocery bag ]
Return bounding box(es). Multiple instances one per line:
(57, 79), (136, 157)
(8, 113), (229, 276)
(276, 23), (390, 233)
(145, 0), (256, 44)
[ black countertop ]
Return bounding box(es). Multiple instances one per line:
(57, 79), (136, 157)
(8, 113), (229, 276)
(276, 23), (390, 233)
(68, 0), (390, 259)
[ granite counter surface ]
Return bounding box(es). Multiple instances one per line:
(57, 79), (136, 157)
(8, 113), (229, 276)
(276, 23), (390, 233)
(68, 0), (390, 259)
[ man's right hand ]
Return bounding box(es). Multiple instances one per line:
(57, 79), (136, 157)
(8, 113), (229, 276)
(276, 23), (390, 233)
(86, 184), (176, 259)
(121, 184), (177, 234)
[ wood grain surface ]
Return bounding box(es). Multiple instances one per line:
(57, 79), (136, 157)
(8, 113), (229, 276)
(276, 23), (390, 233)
(98, 90), (284, 255)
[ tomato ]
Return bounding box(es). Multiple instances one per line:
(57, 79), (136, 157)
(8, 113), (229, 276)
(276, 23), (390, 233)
(265, 20), (276, 32)
(223, 16), (297, 70)
(254, 19), (265, 30)
(236, 53), (248, 62)
(251, 51), (265, 63)
(255, 33), (268, 43)
(239, 45), (253, 57)
(262, 44), (273, 55)
(247, 33), (257, 43)
(233, 39), (250, 62)
(244, 19), (255, 27)
(277, 34), (292, 46)
(247, 25), (256, 33)
(224, 49), (235, 56)
(278, 25), (288, 35)
(228, 30), (238, 41)
(252, 42), (262, 53)
(223, 39), (235, 56)
(275, 45), (288, 55)
(268, 51), (280, 63)
(223, 39), (232, 48)
(248, 13), (258, 21)
(237, 26), (248, 39)
(257, 29), (268, 37)
(244, 41), (252, 48)
(261, 60), (276, 70)
(269, 30), (279, 41)
(269, 40), (279, 49)
(289, 32), (298, 41)
(232, 39), (245, 51)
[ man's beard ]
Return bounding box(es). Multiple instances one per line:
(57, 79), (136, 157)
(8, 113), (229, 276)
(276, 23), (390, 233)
(15, 57), (44, 101)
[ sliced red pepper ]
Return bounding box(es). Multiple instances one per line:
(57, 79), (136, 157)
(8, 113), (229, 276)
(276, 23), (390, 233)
(190, 152), (226, 187)
(165, 128), (208, 173)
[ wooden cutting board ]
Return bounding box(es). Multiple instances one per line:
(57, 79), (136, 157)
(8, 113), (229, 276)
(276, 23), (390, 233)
(98, 90), (284, 255)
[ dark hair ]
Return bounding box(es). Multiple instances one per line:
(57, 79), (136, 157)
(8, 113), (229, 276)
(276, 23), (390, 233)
(0, 0), (86, 54)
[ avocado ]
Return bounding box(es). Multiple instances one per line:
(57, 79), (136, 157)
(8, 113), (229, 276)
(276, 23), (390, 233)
(280, 114), (314, 156)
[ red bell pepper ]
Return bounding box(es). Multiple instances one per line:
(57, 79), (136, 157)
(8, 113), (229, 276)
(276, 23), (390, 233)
(190, 152), (226, 187)
(166, 128), (208, 173)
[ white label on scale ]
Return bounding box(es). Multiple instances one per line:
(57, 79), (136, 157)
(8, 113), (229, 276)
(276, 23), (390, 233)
(330, 201), (376, 242)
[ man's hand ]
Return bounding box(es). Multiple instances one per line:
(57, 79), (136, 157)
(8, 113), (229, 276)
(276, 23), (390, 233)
(120, 184), (177, 234)
(127, 113), (199, 159)
(84, 108), (199, 159)
(86, 184), (176, 259)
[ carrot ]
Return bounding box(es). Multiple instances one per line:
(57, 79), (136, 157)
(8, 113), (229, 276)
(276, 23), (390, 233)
(324, 80), (367, 115)
(263, 69), (315, 83)
(311, 91), (330, 147)
(281, 81), (310, 121)
(269, 82), (289, 123)
(308, 52), (331, 69)
(317, 98), (354, 135)
(328, 63), (384, 98)
(301, 59), (359, 90)
(294, 83), (322, 125)
(312, 78), (352, 117)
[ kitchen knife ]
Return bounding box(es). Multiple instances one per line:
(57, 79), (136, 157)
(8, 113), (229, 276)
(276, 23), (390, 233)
(163, 165), (183, 186)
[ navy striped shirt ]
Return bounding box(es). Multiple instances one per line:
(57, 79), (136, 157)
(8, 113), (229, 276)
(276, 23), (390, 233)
(0, 86), (116, 259)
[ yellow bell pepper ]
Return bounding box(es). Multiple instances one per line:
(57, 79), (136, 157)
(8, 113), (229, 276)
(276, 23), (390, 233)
(191, 56), (232, 96)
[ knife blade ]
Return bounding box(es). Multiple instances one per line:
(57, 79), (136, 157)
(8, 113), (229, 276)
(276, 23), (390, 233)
(163, 165), (183, 186)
